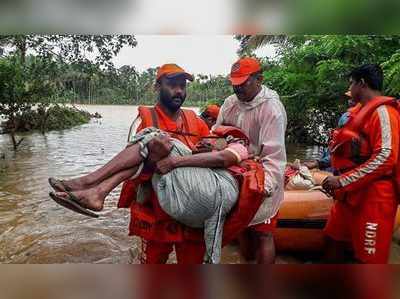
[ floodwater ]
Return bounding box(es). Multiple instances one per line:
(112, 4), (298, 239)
(0, 105), (399, 264)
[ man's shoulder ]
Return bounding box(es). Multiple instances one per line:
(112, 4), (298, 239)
(222, 94), (238, 106)
(259, 93), (285, 112)
(368, 104), (400, 124)
(263, 86), (280, 100)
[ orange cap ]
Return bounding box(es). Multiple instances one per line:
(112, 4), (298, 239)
(229, 57), (261, 86)
(156, 63), (194, 82)
(204, 104), (220, 119)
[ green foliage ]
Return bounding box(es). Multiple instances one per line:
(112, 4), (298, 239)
(382, 50), (400, 97)
(0, 34), (136, 150)
(199, 98), (225, 113)
(187, 75), (232, 107)
(258, 35), (400, 144)
(0, 35), (137, 67)
(0, 55), (56, 119)
(1, 105), (92, 133)
(43, 105), (91, 131)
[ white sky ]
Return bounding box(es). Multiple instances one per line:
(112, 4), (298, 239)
(113, 35), (276, 76)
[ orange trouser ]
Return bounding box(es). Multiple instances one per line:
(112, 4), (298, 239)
(141, 240), (206, 264)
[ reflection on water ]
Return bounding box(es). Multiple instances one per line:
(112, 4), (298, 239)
(1, 105), (399, 264)
(286, 143), (323, 163)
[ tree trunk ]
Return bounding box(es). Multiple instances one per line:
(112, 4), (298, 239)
(88, 80), (91, 105)
(40, 110), (50, 135)
(9, 117), (24, 150)
(16, 36), (27, 64)
(11, 130), (18, 150)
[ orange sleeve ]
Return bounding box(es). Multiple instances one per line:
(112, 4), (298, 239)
(339, 105), (400, 192)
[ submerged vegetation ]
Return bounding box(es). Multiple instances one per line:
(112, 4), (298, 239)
(0, 35), (134, 150)
(1, 105), (97, 134)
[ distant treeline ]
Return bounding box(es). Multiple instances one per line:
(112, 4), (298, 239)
(1, 35), (400, 148)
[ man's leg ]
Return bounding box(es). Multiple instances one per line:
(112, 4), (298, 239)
(323, 236), (350, 263)
(141, 240), (173, 264)
(247, 214), (279, 264)
(238, 230), (256, 261)
(175, 241), (206, 264)
(255, 232), (276, 264)
(352, 200), (397, 264)
(56, 136), (172, 191)
(54, 167), (139, 211)
(323, 200), (352, 263)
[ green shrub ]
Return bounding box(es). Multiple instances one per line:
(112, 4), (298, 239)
(1, 104), (93, 133)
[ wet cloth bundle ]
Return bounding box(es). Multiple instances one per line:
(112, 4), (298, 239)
(285, 159), (315, 190)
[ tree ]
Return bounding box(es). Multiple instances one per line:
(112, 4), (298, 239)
(238, 35), (400, 144)
(0, 35), (137, 150)
(235, 35), (306, 56)
(0, 35), (137, 67)
(382, 50), (400, 98)
(0, 55), (57, 149)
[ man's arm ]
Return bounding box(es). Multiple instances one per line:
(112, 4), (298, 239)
(258, 100), (287, 196)
(156, 149), (239, 174)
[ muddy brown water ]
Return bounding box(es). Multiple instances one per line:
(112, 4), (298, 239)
(0, 105), (399, 264)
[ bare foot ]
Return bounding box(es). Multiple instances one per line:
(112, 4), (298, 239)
(60, 178), (92, 192)
(55, 188), (105, 212)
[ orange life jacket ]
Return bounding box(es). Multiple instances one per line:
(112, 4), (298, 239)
(119, 108), (266, 243)
(329, 96), (400, 197)
(137, 106), (202, 150)
(118, 105), (203, 209)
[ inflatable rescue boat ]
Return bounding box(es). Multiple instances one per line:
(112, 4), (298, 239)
(275, 170), (400, 252)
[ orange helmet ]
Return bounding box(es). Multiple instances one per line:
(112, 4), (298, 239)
(203, 104), (220, 119)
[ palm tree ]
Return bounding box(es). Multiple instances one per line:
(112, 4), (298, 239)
(236, 35), (288, 55)
(236, 35), (308, 56)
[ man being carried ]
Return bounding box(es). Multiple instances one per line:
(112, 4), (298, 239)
(48, 125), (260, 263)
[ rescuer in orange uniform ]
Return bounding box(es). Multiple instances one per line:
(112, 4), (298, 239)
(323, 64), (400, 263)
(118, 64), (210, 264)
